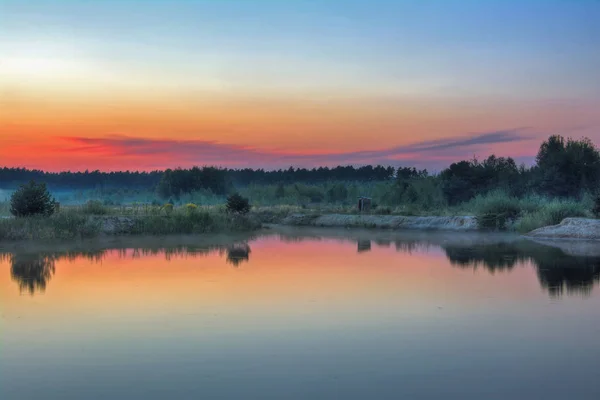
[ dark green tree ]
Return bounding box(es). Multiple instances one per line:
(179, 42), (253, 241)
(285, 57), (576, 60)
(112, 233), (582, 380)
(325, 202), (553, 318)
(10, 181), (57, 217)
(226, 193), (251, 214)
(535, 135), (600, 197)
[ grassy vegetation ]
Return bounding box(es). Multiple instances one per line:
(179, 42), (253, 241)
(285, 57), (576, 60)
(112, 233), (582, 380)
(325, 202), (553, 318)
(0, 211), (102, 241)
(0, 178), (597, 239)
(0, 203), (261, 241)
(514, 200), (589, 233)
(128, 210), (259, 235)
(457, 191), (592, 233)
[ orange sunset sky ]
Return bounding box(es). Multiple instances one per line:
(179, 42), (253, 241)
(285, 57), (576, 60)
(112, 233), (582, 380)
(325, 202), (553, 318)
(1, 1), (599, 171)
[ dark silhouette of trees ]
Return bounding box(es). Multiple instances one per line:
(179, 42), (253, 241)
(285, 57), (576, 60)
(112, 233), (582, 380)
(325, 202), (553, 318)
(10, 181), (57, 217)
(534, 135), (600, 197)
(439, 156), (522, 205)
(436, 135), (600, 204)
(0, 168), (162, 190)
(156, 167), (230, 199)
(226, 193), (251, 214)
(0, 136), (599, 206)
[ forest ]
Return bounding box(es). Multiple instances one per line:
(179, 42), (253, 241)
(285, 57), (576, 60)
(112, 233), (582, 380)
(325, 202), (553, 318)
(1, 135), (599, 215)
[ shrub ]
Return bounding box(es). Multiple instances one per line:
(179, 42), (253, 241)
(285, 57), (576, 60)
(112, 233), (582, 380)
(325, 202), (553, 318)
(81, 200), (108, 215)
(0, 212), (101, 240)
(185, 203), (198, 214)
(275, 184), (285, 199)
(10, 181), (57, 217)
(378, 206), (392, 215)
(544, 201), (586, 225)
(515, 200), (588, 233)
(593, 195), (600, 218)
(163, 203), (174, 215)
(515, 213), (544, 234)
(294, 184), (325, 203)
(326, 183), (348, 203)
(472, 192), (521, 230)
(226, 193), (251, 215)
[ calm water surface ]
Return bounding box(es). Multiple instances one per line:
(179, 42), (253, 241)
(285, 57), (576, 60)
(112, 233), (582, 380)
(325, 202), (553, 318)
(1, 228), (600, 399)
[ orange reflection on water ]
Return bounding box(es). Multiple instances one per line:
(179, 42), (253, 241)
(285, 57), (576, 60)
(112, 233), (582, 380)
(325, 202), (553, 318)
(0, 237), (544, 330)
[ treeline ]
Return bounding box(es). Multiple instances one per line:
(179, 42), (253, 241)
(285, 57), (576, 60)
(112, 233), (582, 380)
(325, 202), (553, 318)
(156, 165), (400, 198)
(1, 135), (599, 206)
(229, 165), (396, 184)
(437, 135), (600, 203)
(0, 168), (163, 190)
(383, 135), (600, 209)
(0, 165), (396, 193)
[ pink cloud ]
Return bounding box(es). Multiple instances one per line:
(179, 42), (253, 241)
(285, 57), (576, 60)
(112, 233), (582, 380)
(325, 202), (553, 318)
(48, 128), (531, 171)
(0, 128), (535, 172)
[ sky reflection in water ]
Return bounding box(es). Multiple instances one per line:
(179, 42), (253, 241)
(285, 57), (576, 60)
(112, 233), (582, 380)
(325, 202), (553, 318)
(1, 229), (600, 400)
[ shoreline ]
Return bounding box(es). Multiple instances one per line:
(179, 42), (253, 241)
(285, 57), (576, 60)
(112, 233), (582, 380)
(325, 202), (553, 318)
(523, 218), (600, 241)
(1, 210), (599, 242)
(279, 213), (478, 231)
(0, 212), (262, 241)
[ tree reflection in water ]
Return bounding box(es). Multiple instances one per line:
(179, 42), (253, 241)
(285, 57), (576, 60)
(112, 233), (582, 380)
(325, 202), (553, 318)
(3, 234), (600, 298)
(443, 242), (600, 297)
(10, 254), (56, 295)
(226, 244), (251, 267)
(535, 257), (600, 298)
(357, 240), (372, 253)
(3, 241), (254, 294)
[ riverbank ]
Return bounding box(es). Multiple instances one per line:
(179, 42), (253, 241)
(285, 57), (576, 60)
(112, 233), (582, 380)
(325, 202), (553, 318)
(0, 211), (261, 241)
(280, 213), (478, 231)
(2, 205), (599, 242)
(524, 218), (600, 241)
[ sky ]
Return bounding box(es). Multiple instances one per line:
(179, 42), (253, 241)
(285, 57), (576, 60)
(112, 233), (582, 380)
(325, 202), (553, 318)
(0, 0), (599, 171)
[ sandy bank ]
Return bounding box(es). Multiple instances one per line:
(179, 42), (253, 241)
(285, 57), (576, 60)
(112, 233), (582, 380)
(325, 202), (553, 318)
(525, 218), (600, 241)
(281, 213), (478, 231)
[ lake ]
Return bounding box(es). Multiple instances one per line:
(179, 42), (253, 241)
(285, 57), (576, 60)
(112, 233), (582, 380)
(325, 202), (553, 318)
(1, 227), (600, 399)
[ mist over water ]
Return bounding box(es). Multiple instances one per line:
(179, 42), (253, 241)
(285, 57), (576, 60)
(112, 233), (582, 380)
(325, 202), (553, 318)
(1, 229), (600, 399)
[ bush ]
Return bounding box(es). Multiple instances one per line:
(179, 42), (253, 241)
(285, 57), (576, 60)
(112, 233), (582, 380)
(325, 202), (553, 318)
(294, 184), (324, 203)
(472, 192), (521, 230)
(226, 193), (251, 215)
(275, 184), (285, 199)
(0, 212), (101, 240)
(593, 195), (600, 218)
(326, 184), (348, 203)
(544, 201), (586, 225)
(132, 211), (215, 235)
(378, 206), (392, 215)
(515, 200), (588, 233)
(10, 181), (57, 217)
(185, 203), (198, 214)
(81, 200), (108, 215)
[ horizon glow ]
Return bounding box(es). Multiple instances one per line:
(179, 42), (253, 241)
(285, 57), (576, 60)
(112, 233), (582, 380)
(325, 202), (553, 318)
(1, 0), (599, 171)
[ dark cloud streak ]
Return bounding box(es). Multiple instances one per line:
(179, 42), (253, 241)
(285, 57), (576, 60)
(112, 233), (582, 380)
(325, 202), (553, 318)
(58, 128), (531, 169)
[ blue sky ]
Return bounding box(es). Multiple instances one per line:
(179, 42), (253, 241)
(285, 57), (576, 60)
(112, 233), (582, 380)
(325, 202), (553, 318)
(1, 0), (599, 170)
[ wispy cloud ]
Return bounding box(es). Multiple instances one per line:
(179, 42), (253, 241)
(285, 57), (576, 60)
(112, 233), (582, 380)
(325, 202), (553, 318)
(55, 128), (531, 170)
